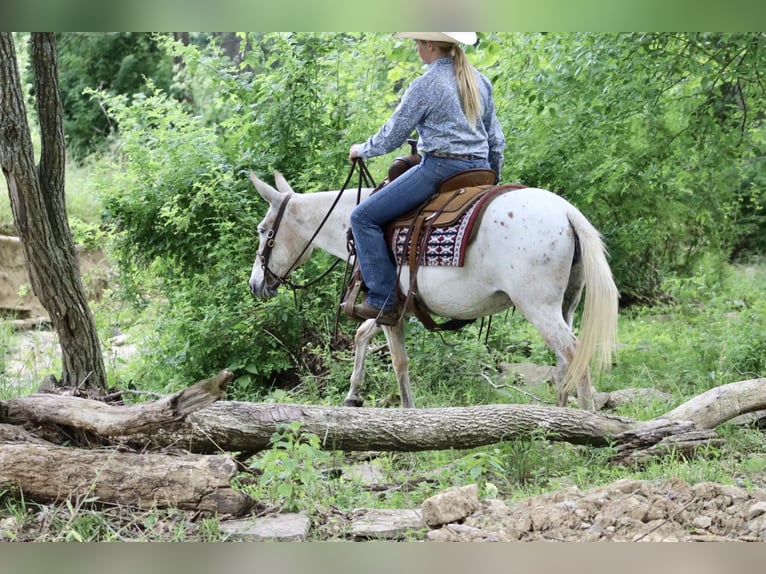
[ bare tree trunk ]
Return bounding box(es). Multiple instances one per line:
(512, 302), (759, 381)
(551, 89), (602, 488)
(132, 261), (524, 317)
(0, 32), (106, 391)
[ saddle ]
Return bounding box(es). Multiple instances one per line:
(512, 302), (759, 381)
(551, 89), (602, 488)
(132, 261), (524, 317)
(341, 166), (507, 331)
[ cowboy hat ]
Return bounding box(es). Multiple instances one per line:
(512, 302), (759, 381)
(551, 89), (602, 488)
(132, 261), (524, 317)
(394, 32), (478, 46)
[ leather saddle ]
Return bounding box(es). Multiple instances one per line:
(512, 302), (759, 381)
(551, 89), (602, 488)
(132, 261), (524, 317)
(384, 168), (501, 330)
(388, 168), (497, 232)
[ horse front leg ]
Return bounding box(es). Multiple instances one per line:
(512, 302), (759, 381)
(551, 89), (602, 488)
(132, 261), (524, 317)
(382, 322), (413, 408)
(344, 319), (381, 407)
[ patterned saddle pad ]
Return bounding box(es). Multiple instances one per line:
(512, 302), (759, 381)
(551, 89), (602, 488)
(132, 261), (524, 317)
(388, 184), (523, 267)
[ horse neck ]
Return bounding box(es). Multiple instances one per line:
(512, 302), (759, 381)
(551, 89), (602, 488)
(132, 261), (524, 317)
(289, 188), (372, 260)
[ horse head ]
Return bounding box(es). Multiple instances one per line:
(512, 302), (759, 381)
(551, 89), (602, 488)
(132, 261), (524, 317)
(248, 171), (310, 299)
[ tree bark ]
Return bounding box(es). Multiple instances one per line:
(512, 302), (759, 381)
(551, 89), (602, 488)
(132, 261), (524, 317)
(148, 401), (640, 453)
(655, 378), (766, 429)
(5, 378), (764, 455)
(0, 441), (253, 516)
(2, 369), (234, 436)
(0, 32), (106, 391)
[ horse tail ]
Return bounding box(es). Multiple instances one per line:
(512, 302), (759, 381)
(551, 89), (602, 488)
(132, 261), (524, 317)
(561, 209), (619, 396)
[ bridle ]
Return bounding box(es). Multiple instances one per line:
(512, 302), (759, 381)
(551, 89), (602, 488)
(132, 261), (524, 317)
(257, 159), (376, 294)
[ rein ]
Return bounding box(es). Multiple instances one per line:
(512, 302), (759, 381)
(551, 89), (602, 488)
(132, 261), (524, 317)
(259, 159), (376, 293)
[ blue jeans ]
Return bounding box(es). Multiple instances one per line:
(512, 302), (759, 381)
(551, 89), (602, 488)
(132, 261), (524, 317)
(350, 154), (491, 310)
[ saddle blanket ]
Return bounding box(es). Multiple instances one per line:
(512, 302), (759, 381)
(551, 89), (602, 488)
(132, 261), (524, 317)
(390, 192), (494, 267)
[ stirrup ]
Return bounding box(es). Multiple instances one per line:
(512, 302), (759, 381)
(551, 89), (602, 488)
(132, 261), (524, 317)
(341, 274), (366, 321)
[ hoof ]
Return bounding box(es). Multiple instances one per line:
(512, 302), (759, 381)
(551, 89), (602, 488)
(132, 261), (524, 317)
(344, 397), (364, 407)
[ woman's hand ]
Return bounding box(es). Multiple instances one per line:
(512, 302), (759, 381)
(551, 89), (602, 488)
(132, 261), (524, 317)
(349, 144), (364, 163)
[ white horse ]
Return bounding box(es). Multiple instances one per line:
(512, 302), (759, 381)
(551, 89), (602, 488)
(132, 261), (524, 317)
(248, 171), (618, 410)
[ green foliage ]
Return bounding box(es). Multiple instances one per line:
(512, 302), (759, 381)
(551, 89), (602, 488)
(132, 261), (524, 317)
(91, 84), (311, 392)
(247, 422), (332, 513)
(53, 33), (174, 160)
(486, 32), (765, 302)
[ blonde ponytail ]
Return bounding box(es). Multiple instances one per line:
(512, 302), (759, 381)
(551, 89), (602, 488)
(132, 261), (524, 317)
(452, 46), (482, 126)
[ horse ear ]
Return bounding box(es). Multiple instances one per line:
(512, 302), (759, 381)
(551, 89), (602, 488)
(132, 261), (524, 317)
(273, 171), (295, 195)
(249, 172), (281, 205)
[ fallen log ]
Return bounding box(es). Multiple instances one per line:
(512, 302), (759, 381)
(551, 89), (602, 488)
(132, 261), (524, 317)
(5, 378), (765, 455)
(136, 378), (766, 455)
(143, 401), (641, 453)
(653, 378), (766, 429)
(0, 369), (251, 516)
(0, 440), (253, 516)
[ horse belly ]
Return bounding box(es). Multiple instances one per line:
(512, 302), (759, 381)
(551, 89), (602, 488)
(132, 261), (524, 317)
(399, 266), (512, 319)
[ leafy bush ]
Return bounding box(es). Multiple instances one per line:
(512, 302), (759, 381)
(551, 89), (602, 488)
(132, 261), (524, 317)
(54, 33), (174, 160)
(483, 33), (765, 302)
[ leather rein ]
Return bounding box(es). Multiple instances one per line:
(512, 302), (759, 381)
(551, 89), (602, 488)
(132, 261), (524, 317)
(258, 160), (376, 293)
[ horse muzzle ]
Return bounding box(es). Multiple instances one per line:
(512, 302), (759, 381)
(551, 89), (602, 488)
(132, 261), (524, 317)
(249, 277), (280, 299)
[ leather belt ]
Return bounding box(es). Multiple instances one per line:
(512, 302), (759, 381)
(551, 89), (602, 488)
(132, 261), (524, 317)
(428, 151), (485, 160)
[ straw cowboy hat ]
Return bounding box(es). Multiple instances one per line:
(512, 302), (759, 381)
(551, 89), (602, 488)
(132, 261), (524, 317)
(394, 32), (478, 45)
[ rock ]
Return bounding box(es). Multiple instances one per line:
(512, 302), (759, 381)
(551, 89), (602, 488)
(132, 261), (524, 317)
(219, 513), (311, 541)
(343, 462), (386, 488)
(420, 484), (480, 527)
(597, 388), (674, 410)
(426, 523), (486, 542)
(748, 501), (766, 520)
(498, 362), (554, 385)
(350, 509), (425, 539)
(692, 515), (713, 529)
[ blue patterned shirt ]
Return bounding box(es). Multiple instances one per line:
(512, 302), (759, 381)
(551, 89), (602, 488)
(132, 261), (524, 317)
(359, 57), (506, 177)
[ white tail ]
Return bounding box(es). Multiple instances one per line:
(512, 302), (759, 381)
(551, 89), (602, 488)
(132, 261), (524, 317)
(560, 210), (619, 395)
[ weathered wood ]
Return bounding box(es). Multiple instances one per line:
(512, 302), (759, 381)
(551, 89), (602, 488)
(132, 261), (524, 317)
(0, 442), (253, 516)
(138, 401), (642, 453)
(2, 369), (233, 436)
(655, 378), (766, 429)
(5, 377), (760, 456)
(0, 423), (52, 445)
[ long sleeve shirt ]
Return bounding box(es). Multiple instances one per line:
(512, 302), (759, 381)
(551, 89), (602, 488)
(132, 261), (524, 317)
(358, 57), (506, 177)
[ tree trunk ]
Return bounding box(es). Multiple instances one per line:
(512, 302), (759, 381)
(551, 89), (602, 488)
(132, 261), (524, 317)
(0, 32), (106, 391)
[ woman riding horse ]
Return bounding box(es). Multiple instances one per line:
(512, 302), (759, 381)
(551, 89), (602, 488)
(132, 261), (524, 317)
(348, 32), (506, 325)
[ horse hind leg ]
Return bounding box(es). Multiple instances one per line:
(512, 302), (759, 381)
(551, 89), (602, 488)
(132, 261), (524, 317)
(518, 303), (594, 411)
